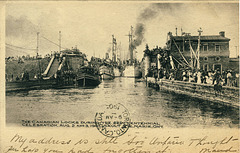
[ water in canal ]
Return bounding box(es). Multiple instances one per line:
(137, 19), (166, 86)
(6, 77), (239, 128)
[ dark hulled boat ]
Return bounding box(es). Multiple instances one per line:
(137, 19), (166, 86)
(77, 66), (101, 87)
(6, 79), (57, 92)
(6, 48), (89, 92)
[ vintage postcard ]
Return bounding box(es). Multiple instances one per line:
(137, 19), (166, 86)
(0, 1), (239, 153)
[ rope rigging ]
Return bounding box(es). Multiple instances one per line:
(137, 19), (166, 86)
(172, 38), (190, 66)
(41, 35), (67, 50)
(6, 46), (30, 54)
(5, 43), (37, 51)
(188, 39), (197, 59)
(6, 34), (68, 55)
(171, 55), (187, 67)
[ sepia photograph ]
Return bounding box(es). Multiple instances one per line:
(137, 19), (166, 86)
(1, 1), (239, 153)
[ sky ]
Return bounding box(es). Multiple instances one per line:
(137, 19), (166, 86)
(5, 2), (239, 59)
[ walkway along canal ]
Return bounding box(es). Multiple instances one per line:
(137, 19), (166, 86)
(146, 77), (239, 109)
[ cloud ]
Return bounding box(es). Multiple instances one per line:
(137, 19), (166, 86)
(6, 15), (38, 38)
(5, 3), (239, 58)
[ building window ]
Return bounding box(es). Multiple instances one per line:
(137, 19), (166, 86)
(202, 45), (208, 51)
(204, 57), (208, 61)
(215, 45), (220, 52)
(203, 64), (208, 71)
(215, 56), (221, 61)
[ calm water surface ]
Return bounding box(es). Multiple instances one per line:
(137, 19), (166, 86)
(6, 77), (239, 128)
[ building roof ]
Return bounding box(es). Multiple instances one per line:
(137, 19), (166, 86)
(171, 35), (230, 41)
(229, 58), (239, 62)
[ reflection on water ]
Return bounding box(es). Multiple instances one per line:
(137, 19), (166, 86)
(6, 77), (239, 128)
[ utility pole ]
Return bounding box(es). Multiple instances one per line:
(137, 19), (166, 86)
(197, 28), (203, 70)
(59, 31), (61, 52)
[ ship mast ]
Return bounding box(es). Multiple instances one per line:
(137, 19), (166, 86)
(197, 28), (203, 70)
(37, 32), (39, 56)
(118, 42), (121, 63)
(59, 31), (61, 52)
(112, 35), (117, 63)
(126, 26), (134, 64)
(36, 32), (41, 77)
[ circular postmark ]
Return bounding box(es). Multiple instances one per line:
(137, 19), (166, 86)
(95, 103), (131, 137)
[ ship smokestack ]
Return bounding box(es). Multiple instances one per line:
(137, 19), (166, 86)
(133, 3), (182, 49)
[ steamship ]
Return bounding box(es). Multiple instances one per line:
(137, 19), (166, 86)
(123, 64), (141, 78)
(122, 26), (141, 78)
(113, 66), (122, 77)
(101, 35), (122, 79)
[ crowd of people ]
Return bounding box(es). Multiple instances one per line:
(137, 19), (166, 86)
(148, 67), (239, 88)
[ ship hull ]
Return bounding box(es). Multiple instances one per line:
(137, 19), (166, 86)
(113, 67), (121, 77)
(100, 73), (114, 80)
(99, 65), (114, 80)
(123, 65), (141, 78)
(6, 79), (57, 92)
(77, 74), (101, 87)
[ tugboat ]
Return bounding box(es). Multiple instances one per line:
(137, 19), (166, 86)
(77, 65), (101, 87)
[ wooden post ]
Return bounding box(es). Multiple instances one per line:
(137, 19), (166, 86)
(83, 77), (85, 87)
(146, 77), (148, 87)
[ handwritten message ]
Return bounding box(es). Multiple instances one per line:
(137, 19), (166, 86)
(3, 134), (239, 153)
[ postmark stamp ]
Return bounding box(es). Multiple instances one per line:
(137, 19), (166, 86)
(95, 103), (131, 137)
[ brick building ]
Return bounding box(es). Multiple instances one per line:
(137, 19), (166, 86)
(166, 31), (231, 72)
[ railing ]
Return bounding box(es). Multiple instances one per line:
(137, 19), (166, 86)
(147, 77), (239, 108)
